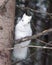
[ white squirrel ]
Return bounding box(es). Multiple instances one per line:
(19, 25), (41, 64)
(12, 13), (32, 62)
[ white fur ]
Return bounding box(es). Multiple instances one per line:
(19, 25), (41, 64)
(13, 13), (32, 61)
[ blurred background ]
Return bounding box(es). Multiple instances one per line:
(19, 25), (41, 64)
(15, 0), (52, 65)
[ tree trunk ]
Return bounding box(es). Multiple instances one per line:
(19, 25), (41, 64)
(0, 0), (15, 65)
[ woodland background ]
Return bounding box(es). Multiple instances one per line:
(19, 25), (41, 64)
(0, 0), (52, 65)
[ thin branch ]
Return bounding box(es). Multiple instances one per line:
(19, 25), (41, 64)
(23, 45), (52, 49)
(3, 40), (52, 51)
(2, 45), (52, 53)
(0, 29), (52, 51)
(35, 39), (52, 46)
(16, 5), (52, 17)
(10, 44), (52, 50)
(15, 28), (52, 43)
(31, 23), (52, 46)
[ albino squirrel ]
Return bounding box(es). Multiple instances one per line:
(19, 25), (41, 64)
(12, 13), (32, 64)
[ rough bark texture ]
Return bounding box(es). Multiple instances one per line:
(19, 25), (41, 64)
(0, 0), (15, 65)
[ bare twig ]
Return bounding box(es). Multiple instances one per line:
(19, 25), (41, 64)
(0, 29), (52, 51)
(15, 29), (52, 43)
(1, 45), (52, 51)
(16, 5), (52, 17)
(2, 39), (52, 51)
(23, 45), (52, 49)
(35, 39), (52, 46)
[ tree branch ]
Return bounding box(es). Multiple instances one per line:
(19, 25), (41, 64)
(16, 5), (52, 18)
(0, 29), (52, 51)
(15, 28), (52, 43)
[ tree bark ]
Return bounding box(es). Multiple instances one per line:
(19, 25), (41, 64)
(0, 0), (15, 65)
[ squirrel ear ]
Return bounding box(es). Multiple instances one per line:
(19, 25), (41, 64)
(23, 13), (26, 17)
